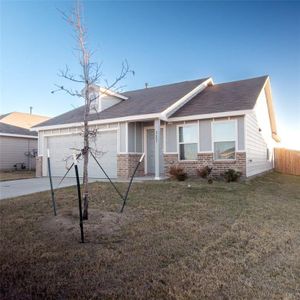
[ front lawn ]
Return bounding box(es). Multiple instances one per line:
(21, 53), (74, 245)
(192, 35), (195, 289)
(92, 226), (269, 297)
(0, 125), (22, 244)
(0, 173), (299, 299)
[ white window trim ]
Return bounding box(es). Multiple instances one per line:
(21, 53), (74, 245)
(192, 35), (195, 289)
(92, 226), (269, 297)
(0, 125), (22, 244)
(177, 123), (199, 162)
(211, 119), (237, 161)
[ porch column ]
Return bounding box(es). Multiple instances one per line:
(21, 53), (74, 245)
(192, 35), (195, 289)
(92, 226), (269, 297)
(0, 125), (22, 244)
(154, 118), (161, 180)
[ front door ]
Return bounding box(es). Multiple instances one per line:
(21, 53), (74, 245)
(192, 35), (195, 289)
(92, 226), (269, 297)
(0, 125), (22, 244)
(146, 128), (164, 174)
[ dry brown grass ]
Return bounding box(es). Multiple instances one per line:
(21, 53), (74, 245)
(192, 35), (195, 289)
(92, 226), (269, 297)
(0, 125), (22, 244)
(0, 170), (35, 181)
(0, 172), (299, 299)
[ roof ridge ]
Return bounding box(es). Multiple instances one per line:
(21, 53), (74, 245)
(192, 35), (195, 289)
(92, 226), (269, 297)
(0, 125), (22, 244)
(215, 75), (268, 86)
(121, 77), (209, 94)
(0, 111), (50, 119)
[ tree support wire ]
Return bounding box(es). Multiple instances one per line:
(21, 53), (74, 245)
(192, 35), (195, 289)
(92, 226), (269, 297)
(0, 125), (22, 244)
(58, 152), (82, 187)
(120, 153), (145, 213)
(47, 149), (57, 216)
(89, 150), (125, 201)
(90, 150), (145, 213)
(59, 148), (145, 216)
(73, 153), (85, 243)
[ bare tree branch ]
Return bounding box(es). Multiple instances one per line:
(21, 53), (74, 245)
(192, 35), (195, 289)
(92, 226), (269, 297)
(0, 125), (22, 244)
(51, 84), (83, 98)
(103, 59), (135, 92)
(58, 65), (85, 83)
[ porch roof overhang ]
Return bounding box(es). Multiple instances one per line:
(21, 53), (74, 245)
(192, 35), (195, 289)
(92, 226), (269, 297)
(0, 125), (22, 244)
(31, 108), (253, 132)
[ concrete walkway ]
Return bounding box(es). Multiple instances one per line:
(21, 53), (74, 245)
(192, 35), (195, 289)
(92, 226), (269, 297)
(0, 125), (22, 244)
(0, 177), (100, 200)
(0, 176), (164, 200)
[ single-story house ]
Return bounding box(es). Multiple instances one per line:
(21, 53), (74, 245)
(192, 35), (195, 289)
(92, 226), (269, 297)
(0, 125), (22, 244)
(32, 75), (280, 179)
(0, 122), (38, 170)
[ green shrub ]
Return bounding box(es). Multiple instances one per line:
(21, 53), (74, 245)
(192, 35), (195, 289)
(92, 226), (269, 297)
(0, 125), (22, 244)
(223, 169), (242, 182)
(169, 165), (188, 181)
(197, 166), (213, 178)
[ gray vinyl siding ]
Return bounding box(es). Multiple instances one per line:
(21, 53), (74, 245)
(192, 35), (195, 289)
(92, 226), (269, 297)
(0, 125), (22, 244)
(165, 123), (177, 152)
(0, 136), (37, 170)
(245, 112), (273, 177)
(128, 122), (135, 152)
(245, 89), (274, 177)
(135, 123), (143, 152)
(237, 117), (245, 150)
(199, 120), (212, 151)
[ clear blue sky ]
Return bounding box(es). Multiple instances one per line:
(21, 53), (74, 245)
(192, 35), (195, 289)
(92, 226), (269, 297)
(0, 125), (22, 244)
(1, 1), (299, 148)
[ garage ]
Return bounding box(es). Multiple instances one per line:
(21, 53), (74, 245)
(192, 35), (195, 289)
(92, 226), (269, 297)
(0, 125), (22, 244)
(45, 130), (117, 178)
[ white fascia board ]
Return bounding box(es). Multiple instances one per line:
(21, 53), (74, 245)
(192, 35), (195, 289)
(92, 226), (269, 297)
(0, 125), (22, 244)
(160, 78), (213, 121)
(85, 84), (128, 100)
(0, 133), (38, 139)
(253, 76), (280, 142)
(31, 113), (161, 131)
(253, 77), (269, 112)
(167, 109), (252, 122)
(99, 87), (128, 100)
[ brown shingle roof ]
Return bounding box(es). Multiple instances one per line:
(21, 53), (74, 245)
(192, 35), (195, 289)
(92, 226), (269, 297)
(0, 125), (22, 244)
(171, 76), (268, 117)
(35, 78), (208, 127)
(34, 76), (268, 128)
(0, 122), (37, 137)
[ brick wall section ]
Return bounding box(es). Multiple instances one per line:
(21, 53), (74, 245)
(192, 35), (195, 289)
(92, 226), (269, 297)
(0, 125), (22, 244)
(210, 152), (246, 177)
(36, 156), (42, 177)
(164, 152), (246, 177)
(117, 154), (145, 179)
(164, 154), (199, 176)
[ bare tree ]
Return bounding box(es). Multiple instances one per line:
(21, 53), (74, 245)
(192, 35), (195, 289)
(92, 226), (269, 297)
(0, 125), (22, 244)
(52, 0), (133, 219)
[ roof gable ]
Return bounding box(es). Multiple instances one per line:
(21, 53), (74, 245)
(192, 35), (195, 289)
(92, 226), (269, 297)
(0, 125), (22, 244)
(171, 76), (268, 118)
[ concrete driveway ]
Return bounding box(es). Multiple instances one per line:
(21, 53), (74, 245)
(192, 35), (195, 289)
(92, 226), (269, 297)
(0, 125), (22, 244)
(0, 177), (99, 200)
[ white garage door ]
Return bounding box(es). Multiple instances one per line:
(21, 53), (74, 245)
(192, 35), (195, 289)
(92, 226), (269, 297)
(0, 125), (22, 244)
(46, 130), (117, 178)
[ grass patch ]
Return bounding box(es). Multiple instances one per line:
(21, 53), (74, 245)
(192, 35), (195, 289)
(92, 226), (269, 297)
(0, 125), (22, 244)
(0, 172), (299, 299)
(0, 170), (35, 181)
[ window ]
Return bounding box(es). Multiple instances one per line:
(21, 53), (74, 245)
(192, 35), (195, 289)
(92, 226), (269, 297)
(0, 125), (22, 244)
(178, 125), (198, 160)
(212, 121), (236, 160)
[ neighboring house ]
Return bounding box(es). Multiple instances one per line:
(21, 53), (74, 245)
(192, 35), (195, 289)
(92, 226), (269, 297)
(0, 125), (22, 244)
(0, 112), (49, 171)
(0, 122), (38, 170)
(32, 75), (280, 179)
(0, 111), (49, 129)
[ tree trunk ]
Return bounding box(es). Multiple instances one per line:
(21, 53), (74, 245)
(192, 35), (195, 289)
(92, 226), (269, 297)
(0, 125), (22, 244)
(82, 134), (89, 220)
(82, 85), (90, 220)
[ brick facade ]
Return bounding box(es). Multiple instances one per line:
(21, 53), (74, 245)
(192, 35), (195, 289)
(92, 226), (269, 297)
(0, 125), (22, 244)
(164, 154), (199, 176)
(117, 152), (246, 179)
(36, 156), (43, 177)
(117, 154), (145, 179)
(164, 152), (246, 177)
